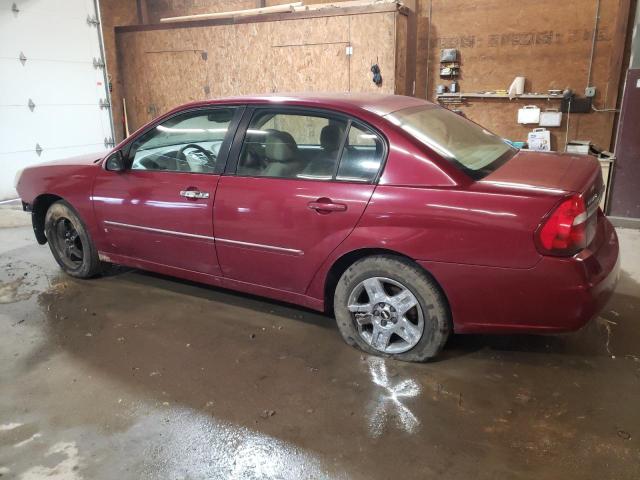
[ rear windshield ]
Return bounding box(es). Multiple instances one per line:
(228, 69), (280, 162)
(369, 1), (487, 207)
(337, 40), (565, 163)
(385, 105), (516, 179)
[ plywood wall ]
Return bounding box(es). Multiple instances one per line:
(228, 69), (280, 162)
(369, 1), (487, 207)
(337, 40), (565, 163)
(99, 0), (140, 141)
(102, 0), (630, 151)
(418, 0), (630, 151)
(115, 10), (404, 132)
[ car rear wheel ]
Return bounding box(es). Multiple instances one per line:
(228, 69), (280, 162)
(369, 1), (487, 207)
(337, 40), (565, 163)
(334, 255), (450, 362)
(45, 200), (102, 278)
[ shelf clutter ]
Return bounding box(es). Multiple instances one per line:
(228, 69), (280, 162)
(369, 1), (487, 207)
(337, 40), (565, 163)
(436, 92), (564, 100)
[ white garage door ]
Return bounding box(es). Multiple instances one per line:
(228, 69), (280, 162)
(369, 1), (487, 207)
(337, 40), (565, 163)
(0, 0), (113, 200)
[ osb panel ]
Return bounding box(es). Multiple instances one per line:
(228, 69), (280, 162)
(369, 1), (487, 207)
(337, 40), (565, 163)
(394, 12), (408, 95)
(117, 32), (153, 130)
(145, 50), (208, 113)
(271, 44), (350, 91)
(349, 12), (396, 94)
(116, 11), (401, 131)
(425, 0), (624, 150)
(269, 15), (350, 45)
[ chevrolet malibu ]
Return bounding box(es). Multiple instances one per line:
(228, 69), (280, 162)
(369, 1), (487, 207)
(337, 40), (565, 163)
(14, 94), (620, 361)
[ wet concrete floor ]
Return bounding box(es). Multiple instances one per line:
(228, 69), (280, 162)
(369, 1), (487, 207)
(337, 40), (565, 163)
(1, 206), (639, 479)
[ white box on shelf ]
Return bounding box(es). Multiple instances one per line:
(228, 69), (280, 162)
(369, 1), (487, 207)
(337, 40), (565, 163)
(539, 109), (562, 127)
(517, 105), (541, 124)
(528, 128), (551, 151)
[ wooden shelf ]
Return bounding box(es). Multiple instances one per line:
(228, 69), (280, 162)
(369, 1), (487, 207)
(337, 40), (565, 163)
(436, 93), (564, 100)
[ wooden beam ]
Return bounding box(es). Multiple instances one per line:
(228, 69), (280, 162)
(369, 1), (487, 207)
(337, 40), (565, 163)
(295, 0), (398, 11)
(117, 3), (404, 33)
(136, 0), (149, 24)
(605, 0), (632, 110)
(161, 3), (303, 23)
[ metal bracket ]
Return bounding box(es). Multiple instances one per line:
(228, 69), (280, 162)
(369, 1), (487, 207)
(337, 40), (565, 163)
(104, 137), (115, 149)
(11, 2), (19, 13)
(86, 15), (100, 27)
(28, 98), (35, 112)
(19, 51), (27, 65)
(93, 57), (105, 69)
(99, 98), (111, 109)
(35, 143), (43, 156)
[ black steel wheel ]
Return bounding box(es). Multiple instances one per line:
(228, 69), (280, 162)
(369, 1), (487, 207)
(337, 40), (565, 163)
(45, 200), (101, 278)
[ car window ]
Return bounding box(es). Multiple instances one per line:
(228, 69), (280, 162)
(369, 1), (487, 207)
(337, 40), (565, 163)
(237, 111), (348, 180)
(385, 105), (516, 180)
(129, 108), (237, 174)
(336, 123), (384, 182)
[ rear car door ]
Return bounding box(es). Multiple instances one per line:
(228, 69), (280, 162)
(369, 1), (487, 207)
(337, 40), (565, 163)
(92, 106), (242, 276)
(214, 107), (386, 293)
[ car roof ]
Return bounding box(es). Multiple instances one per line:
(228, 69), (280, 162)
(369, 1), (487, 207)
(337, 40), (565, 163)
(179, 93), (432, 117)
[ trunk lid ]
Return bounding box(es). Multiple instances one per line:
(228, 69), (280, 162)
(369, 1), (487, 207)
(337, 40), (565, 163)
(481, 150), (605, 250)
(481, 150), (603, 198)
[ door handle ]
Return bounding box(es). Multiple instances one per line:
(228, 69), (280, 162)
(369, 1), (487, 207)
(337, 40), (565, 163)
(180, 190), (209, 199)
(307, 199), (347, 213)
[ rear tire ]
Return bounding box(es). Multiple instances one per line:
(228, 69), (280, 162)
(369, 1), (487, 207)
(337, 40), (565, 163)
(334, 255), (450, 362)
(44, 200), (102, 278)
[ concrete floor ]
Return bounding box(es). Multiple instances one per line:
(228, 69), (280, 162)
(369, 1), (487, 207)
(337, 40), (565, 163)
(1, 203), (639, 480)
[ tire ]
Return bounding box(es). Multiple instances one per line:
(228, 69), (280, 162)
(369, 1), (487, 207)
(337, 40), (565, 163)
(334, 255), (451, 362)
(44, 200), (102, 278)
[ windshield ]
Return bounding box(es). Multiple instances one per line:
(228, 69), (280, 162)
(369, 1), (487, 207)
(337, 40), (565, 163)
(385, 105), (516, 179)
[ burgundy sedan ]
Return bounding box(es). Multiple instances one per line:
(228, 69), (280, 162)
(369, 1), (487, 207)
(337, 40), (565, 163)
(14, 94), (620, 361)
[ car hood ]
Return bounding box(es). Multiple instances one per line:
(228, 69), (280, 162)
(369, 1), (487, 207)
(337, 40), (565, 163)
(480, 150), (601, 195)
(33, 151), (107, 167)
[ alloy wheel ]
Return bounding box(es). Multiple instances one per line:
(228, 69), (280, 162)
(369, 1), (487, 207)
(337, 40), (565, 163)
(347, 276), (424, 354)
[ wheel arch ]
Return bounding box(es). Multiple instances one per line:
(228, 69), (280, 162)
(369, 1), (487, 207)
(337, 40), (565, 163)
(31, 193), (65, 244)
(322, 248), (451, 320)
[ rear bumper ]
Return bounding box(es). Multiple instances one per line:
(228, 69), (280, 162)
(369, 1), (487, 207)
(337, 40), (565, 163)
(419, 216), (620, 334)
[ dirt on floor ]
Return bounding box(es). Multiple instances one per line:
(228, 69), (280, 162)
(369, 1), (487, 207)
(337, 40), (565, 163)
(0, 208), (639, 479)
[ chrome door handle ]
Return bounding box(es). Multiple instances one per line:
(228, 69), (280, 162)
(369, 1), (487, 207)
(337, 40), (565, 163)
(307, 200), (347, 212)
(180, 190), (209, 199)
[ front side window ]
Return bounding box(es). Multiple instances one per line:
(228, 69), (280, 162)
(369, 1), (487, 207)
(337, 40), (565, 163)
(385, 105), (516, 179)
(129, 108), (237, 174)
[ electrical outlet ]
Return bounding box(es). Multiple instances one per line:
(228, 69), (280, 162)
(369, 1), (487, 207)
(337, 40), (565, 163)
(585, 86), (596, 97)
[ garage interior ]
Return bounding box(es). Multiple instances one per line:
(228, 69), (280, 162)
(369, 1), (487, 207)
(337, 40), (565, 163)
(1, 0), (640, 477)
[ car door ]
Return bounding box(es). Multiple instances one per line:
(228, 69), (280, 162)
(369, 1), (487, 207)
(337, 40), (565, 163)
(92, 106), (243, 276)
(214, 107), (386, 293)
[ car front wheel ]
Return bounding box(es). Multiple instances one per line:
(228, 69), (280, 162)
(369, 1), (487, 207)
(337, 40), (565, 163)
(45, 200), (102, 278)
(334, 255), (451, 362)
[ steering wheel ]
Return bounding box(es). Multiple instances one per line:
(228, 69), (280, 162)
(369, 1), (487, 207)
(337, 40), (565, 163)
(178, 143), (216, 169)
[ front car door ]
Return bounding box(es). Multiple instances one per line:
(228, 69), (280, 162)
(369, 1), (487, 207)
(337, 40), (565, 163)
(214, 107), (386, 293)
(92, 106), (243, 276)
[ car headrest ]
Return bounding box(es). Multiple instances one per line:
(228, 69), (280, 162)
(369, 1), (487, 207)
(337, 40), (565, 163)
(320, 124), (342, 153)
(265, 129), (298, 162)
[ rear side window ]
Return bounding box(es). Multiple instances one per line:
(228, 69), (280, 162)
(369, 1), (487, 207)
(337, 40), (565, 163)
(337, 123), (384, 182)
(236, 109), (384, 183)
(237, 112), (348, 180)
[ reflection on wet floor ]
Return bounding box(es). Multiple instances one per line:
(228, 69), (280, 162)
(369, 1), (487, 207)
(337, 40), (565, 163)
(0, 225), (639, 479)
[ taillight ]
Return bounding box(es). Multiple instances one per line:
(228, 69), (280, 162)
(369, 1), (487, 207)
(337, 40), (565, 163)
(536, 194), (587, 256)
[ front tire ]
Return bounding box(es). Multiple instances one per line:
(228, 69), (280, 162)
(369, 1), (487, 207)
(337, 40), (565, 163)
(44, 200), (102, 278)
(334, 255), (450, 362)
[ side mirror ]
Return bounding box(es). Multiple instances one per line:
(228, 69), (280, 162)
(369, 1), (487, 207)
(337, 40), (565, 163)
(105, 151), (126, 172)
